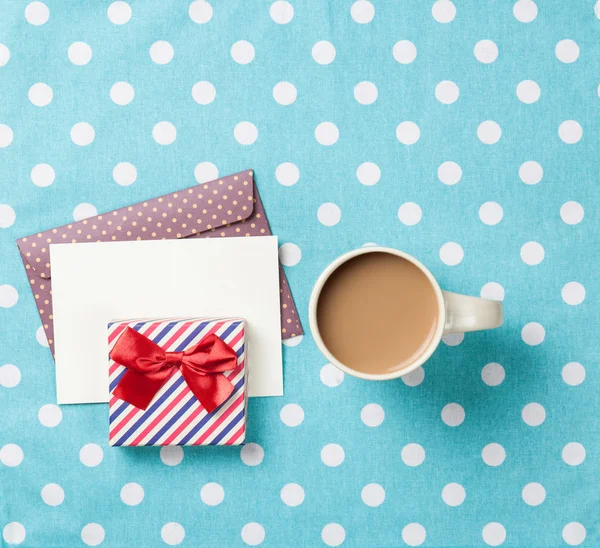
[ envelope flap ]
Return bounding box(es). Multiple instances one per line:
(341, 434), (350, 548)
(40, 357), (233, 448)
(16, 170), (256, 279)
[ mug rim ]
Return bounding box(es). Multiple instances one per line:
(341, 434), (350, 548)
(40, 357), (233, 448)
(308, 246), (446, 381)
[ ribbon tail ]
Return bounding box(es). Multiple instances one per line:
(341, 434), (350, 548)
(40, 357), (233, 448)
(113, 369), (173, 410)
(181, 367), (235, 413)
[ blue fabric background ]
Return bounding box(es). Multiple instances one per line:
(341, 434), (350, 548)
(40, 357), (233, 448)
(0, 0), (598, 546)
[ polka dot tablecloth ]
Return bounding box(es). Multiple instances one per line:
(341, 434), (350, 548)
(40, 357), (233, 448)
(0, 0), (598, 546)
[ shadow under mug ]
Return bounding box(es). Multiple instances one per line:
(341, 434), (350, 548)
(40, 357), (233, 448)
(308, 246), (504, 381)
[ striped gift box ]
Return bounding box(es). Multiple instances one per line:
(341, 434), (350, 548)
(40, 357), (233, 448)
(108, 317), (247, 447)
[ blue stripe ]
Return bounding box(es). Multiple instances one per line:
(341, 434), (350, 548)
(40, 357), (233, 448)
(218, 321), (241, 342)
(133, 322), (146, 332)
(209, 408), (245, 445)
(236, 344), (244, 358)
(152, 321), (180, 344)
(109, 400), (129, 423)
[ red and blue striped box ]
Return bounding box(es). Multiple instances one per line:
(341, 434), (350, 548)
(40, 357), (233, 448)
(108, 318), (247, 447)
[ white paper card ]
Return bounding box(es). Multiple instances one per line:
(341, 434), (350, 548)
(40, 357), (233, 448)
(50, 236), (282, 404)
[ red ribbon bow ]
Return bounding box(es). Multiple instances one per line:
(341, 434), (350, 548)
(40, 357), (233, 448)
(109, 327), (238, 413)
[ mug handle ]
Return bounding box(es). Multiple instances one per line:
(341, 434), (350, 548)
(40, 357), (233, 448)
(442, 291), (503, 334)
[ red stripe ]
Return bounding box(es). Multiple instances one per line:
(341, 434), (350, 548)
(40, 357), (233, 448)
(191, 392), (245, 446)
(224, 424), (246, 445)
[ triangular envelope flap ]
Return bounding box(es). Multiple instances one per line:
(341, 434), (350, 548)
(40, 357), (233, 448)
(16, 171), (255, 279)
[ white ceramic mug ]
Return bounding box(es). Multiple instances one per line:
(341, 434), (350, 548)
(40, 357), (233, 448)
(309, 247), (504, 381)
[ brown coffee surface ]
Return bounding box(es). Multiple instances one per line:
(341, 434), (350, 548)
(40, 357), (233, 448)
(316, 252), (439, 374)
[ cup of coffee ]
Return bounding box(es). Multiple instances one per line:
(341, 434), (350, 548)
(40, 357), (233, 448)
(309, 247), (503, 380)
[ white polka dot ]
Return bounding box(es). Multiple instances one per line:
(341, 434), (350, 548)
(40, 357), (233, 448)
(312, 41), (336, 65)
(280, 483), (304, 507)
(442, 332), (464, 346)
(0, 443), (24, 467)
(442, 483), (465, 506)
(480, 282), (504, 301)
(435, 81), (459, 104)
(0, 124), (14, 148)
(401, 366), (424, 387)
(160, 446), (183, 466)
(241, 443), (264, 466)
(393, 40), (417, 64)
(161, 522), (185, 546)
(322, 524), (345, 547)
(521, 483), (545, 506)
(107, 1), (132, 24)
(521, 322), (545, 346)
(320, 363), (344, 387)
(559, 120), (583, 144)
(519, 161), (543, 185)
(150, 41), (174, 65)
(194, 162), (218, 184)
(73, 203), (98, 221)
(397, 202), (422, 226)
(315, 122), (339, 146)
(520, 241), (544, 265)
(276, 162), (299, 186)
(2, 522), (26, 545)
(477, 121), (502, 144)
(479, 202), (503, 225)
(282, 335), (303, 347)
(482, 443), (506, 467)
(231, 40), (255, 64)
(110, 82), (134, 106)
(280, 403), (304, 427)
(41, 483), (65, 506)
(441, 403), (465, 426)
(516, 80), (540, 104)
(361, 403), (384, 427)
(513, 0), (537, 22)
(563, 523), (586, 546)
(270, 1), (294, 24)
(361, 483), (385, 507)
(120, 482), (144, 506)
(481, 363), (505, 386)
(560, 201), (584, 225)
(234, 121), (258, 145)
(200, 482), (224, 506)
(401, 443), (425, 467)
(521, 402), (545, 426)
(482, 523), (506, 546)
(192, 81), (216, 105)
(273, 82), (297, 105)
(321, 443), (345, 467)
(317, 203), (341, 226)
(356, 162), (380, 186)
(474, 40), (498, 63)
(153, 121), (177, 145)
(0, 44), (10, 67)
(25, 1), (49, 25)
(70, 122), (95, 146)
(354, 81), (378, 105)
(396, 121), (420, 145)
(279, 243), (301, 266)
(438, 161), (462, 185)
(0, 364), (21, 388)
(439, 242), (463, 266)
(36, 325), (49, 347)
(28, 83), (53, 107)
(38, 404), (62, 427)
(80, 443), (103, 467)
(556, 39), (579, 63)
(562, 362), (585, 386)
(189, 0), (213, 24)
(402, 523), (426, 546)
(432, 0), (456, 23)
(0, 285), (18, 308)
(112, 162), (137, 186)
(241, 523), (265, 546)
(562, 442), (586, 466)
(562, 282), (585, 305)
(68, 42), (92, 66)
(81, 524), (104, 546)
(351, 0), (375, 23)
(31, 163), (55, 187)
